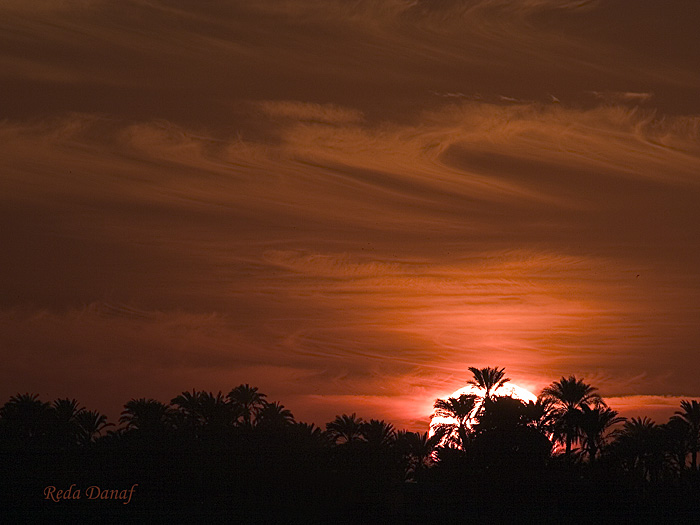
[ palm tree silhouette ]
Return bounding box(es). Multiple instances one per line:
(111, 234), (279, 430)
(290, 422), (330, 448)
(53, 398), (84, 421)
(361, 419), (396, 449)
(52, 398), (84, 448)
(396, 429), (446, 480)
(612, 417), (664, 481)
(522, 398), (557, 435)
(256, 401), (295, 429)
(171, 390), (242, 439)
(120, 398), (174, 434)
(433, 394), (478, 450)
(0, 393), (53, 441)
(326, 413), (365, 444)
(578, 405), (625, 463)
(171, 389), (205, 431)
(671, 399), (700, 470)
(662, 417), (691, 474)
(474, 395), (530, 433)
(468, 366), (510, 401)
(75, 410), (113, 445)
(471, 396), (553, 470)
(228, 384), (267, 429)
(539, 376), (603, 459)
(207, 392), (240, 436)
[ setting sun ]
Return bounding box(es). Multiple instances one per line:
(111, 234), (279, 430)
(430, 382), (538, 436)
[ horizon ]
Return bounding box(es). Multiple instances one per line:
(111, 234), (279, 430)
(2, 372), (694, 434)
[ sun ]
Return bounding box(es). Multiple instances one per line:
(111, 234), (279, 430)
(430, 383), (538, 435)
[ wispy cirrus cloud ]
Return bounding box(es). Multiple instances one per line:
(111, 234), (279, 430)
(2, 0), (700, 427)
(589, 91), (654, 105)
(257, 101), (364, 124)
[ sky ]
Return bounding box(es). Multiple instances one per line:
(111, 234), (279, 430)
(1, 0), (699, 431)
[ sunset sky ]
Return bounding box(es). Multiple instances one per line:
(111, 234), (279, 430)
(2, 0), (699, 430)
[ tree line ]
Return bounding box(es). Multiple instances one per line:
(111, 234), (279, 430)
(2, 368), (699, 522)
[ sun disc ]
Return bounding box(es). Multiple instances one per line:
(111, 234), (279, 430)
(430, 382), (537, 436)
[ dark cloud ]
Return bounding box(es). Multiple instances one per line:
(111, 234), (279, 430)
(1, 1), (699, 428)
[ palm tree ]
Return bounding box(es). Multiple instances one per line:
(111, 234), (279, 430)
(227, 384), (267, 428)
(200, 391), (239, 434)
(0, 393), (53, 441)
(468, 366), (510, 400)
(671, 399), (700, 470)
(470, 396), (553, 470)
(119, 398), (174, 434)
(539, 376), (603, 459)
(475, 395), (530, 433)
(52, 398), (84, 448)
(522, 398), (558, 435)
(396, 429), (446, 480)
(75, 410), (113, 445)
(256, 401), (295, 429)
(612, 417), (664, 481)
(326, 413), (365, 444)
(290, 422), (331, 448)
(361, 419), (396, 449)
(433, 394), (478, 450)
(171, 389), (205, 431)
(171, 390), (240, 438)
(52, 398), (84, 422)
(578, 405), (625, 463)
(661, 417), (690, 475)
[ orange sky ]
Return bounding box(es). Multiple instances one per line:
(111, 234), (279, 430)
(1, 1), (699, 431)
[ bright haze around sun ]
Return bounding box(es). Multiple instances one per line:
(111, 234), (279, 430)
(430, 383), (538, 435)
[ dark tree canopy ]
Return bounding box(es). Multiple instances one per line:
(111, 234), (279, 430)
(2, 368), (699, 522)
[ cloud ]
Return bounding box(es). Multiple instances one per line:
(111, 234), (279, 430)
(589, 91), (654, 105)
(0, 0), (98, 13)
(604, 395), (700, 424)
(0, 303), (259, 414)
(263, 250), (411, 279)
(431, 91), (468, 99)
(2, 103), (700, 419)
(1, 0), (698, 126)
(257, 101), (364, 124)
(1, 0), (700, 428)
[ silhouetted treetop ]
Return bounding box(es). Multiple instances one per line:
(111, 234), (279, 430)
(326, 413), (364, 444)
(468, 366), (510, 400)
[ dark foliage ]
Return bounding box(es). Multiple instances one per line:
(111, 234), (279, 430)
(1, 376), (699, 522)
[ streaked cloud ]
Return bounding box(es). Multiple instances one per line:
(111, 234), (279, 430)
(589, 91), (654, 105)
(1, 0), (699, 428)
(258, 101), (364, 124)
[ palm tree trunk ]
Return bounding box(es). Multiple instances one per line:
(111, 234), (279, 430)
(589, 444), (597, 464)
(458, 424), (469, 451)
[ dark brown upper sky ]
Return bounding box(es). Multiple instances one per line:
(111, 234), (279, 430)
(2, 0), (699, 429)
